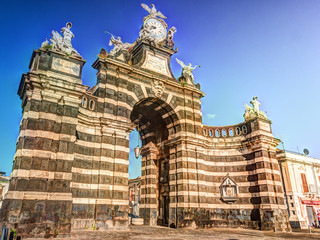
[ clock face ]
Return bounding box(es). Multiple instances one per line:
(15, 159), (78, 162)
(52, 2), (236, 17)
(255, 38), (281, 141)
(144, 18), (166, 42)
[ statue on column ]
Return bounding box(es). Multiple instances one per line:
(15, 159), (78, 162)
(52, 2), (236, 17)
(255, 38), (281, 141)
(244, 97), (269, 121)
(40, 22), (80, 56)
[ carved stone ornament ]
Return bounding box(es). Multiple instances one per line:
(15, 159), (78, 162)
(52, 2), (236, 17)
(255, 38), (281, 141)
(244, 96), (269, 121)
(220, 174), (239, 203)
(40, 22), (80, 57)
(152, 80), (165, 98)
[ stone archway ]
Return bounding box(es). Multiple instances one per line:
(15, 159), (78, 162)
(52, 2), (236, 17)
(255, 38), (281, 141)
(130, 97), (180, 226)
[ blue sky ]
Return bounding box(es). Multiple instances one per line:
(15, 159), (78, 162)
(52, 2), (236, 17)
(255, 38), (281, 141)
(1, 0), (320, 178)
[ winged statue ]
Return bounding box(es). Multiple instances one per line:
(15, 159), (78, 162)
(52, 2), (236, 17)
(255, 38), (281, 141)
(176, 58), (198, 84)
(141, 3), (167, 19)
(108, 35), (135, 56)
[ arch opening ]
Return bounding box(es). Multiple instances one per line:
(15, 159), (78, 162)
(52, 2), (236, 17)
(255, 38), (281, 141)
(128, 97), (180, 227)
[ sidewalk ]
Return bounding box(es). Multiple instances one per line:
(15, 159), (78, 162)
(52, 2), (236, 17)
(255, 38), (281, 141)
(70, 225), (320, 240)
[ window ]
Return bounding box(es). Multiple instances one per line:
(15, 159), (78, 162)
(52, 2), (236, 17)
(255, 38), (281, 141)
(89, 99), (95, 110)
(229, 129), (234, 136)
(292, 211), (295, 215)
(209, 130), (213, 137)
(215, 129), (220, 137)
(291, 203), (294, 207)
(82, 97), (87, 107)
(301, 173), (309, 193)
(222, 129), (227, 137)
(235, 127), (241, 135)
(242, 125), (247, 134)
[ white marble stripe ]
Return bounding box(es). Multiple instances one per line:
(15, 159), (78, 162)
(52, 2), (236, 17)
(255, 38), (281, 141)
(168, 156), (279, 166)
(140, 194), (157, 198)
(11, 169), (72, 180)
(139, 204), (157, 208)
(166, 119), (202, 129)
(23, 110), (129, 128)
(76, 140), (129, 153)
(141, 132), (155, 140)
(15, 149), (74, 161)
(97, 83), (139, 103)
(169, 179), (283, 187)
(23, 111), (78, 125)
(96, 96), (133, 111)
(19, 129), (76, 142)
(141, 165), (158, 170)
(74, 154), (128, 165)
(140, 184), (157, 189)
(169, 168), (281, 177)
(6, 191), (72, 201)
(168, 203), (287, 210)
(166, 93), (173, 105)
(168, 191), (284, 198)
(72, 198), (128, 205)
(174, 105), (202, 116)
(72, 167), (128, 178)
(70, 182), (128, 191)
(141, 85), (148, 98)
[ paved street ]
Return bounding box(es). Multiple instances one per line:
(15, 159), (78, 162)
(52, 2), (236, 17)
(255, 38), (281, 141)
(70, 225), (320, 240)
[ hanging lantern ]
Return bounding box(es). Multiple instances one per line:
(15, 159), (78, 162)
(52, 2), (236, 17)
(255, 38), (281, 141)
(134, 145), (141, 159)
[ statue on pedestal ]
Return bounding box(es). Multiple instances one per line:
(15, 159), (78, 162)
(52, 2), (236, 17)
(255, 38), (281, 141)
(41, 22), (80, 56)
(176, 58), (198, 85)
(244, 97), (269, 121)
(166, 27), (176, 49)
(108, 35), (135, 56)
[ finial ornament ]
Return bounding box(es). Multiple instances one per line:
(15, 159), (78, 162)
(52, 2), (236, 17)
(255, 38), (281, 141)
(40, 22), (80, 56)
(176, 58), (198, 86)
(244, 97), (269, 121)
(141, 3), (167, 19)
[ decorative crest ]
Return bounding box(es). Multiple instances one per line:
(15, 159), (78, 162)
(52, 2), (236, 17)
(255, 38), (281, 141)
(152, 80), (165, 98)
(176, 58), (198, 86)
(244, 97), (269, 121)
(41, 22), (80, 56)
(141, 3), (167, 19)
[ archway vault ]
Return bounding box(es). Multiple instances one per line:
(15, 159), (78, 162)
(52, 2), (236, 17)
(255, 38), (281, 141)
(130, 97), (180, 146)
(130, 97), (180, 226)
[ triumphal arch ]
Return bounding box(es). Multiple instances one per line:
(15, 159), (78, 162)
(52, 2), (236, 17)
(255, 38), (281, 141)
(1, 3), (290, 238)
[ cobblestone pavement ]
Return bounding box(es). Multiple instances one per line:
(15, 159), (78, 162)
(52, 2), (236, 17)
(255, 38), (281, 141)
(70, 225), (320, 240)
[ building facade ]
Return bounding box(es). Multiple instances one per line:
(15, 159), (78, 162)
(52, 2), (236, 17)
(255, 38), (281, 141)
(128, 177), (140, 216)
(278, 150), (320, 229)
(1, 4), (290, 238)
(0, 173), (10, 209)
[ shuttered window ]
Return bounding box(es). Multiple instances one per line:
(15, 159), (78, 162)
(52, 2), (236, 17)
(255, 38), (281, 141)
(301, 173), (309, 192)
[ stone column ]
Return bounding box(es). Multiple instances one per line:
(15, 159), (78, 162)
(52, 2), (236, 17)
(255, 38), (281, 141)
(140, 142), (159, 226)
(246, 118), (291, 232)
(1, 49), (86, 238)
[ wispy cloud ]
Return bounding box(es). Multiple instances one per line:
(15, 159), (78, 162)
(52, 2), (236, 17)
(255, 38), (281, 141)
(206, 113), (216, 119)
